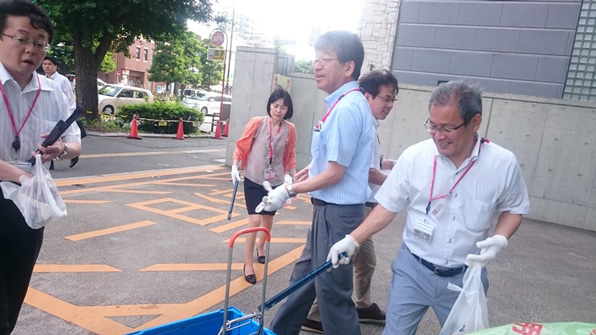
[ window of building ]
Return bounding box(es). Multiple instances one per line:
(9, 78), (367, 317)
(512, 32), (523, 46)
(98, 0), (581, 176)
(135, 47), (141, 60)
(143, 48), (149, 62)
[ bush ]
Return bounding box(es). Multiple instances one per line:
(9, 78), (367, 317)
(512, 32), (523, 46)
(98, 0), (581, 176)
(120, 101), (204, 134)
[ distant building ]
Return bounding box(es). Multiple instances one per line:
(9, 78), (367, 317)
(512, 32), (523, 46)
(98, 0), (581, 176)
(360, 0), (596, 102)
(98, 39), (165, 94)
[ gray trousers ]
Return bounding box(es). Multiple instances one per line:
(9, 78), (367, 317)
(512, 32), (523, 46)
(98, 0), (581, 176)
(383, 244), (489, 335)
(270, 203), (364, 335)
(307, 205), (376, 320)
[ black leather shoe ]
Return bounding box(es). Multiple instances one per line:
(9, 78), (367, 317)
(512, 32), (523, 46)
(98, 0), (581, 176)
(257, 251), (266, 264)
(69, 156), (79, 168)
(243, 264), (256, 284)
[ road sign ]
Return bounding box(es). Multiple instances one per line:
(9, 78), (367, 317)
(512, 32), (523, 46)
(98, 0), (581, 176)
(207, 48), (226, 62)
(211, 30), (225, 47)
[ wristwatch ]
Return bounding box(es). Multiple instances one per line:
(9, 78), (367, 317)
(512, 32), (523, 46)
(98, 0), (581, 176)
(56, 143), (69, 161)
(286, 184), (297, 197)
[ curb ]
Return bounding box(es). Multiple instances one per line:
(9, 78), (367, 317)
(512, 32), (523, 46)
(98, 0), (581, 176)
(86, 131), (216, 139)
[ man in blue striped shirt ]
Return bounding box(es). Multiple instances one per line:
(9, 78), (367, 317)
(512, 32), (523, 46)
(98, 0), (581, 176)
(259, 30), (373, 335)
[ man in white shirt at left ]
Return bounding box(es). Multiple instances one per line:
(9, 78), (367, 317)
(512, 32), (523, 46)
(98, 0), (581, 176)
(43, 55), (84, 168)
(0, 1), (81, 333)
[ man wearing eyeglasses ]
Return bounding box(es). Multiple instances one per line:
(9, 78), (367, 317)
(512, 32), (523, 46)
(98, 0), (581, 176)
(327, 81), (530, 334)
(259, 31), (374, 335)
(302, 69), (399, 333)
(0, 1), (81, 333)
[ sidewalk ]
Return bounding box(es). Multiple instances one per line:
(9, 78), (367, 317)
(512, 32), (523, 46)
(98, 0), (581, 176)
(11, 165), (596, 335)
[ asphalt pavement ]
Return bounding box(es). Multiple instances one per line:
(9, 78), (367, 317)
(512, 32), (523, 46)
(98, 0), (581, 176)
(11, 134), (596, 335)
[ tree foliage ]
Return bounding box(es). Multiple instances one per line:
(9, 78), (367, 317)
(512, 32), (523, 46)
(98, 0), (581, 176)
(198, 39), (224, 90)
(148, 32), (205, 100)
(294, 60), (314, 74)
(37, 0), (213, 119)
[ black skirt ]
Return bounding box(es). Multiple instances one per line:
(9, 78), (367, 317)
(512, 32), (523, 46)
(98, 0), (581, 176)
(243, 177), (280, 216)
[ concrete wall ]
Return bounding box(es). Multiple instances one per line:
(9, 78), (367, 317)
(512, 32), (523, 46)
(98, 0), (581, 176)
(226, 48), (596, 232)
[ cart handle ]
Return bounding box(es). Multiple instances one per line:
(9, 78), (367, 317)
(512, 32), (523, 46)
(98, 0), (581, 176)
(258, 252), (347, 312)
(228, 227), (271, 248)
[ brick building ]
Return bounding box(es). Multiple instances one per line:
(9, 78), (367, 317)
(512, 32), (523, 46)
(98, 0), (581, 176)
(98, 39), (165, 94)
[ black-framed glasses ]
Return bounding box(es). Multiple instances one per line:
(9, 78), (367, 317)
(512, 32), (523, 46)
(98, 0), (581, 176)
(1, 33), (50, 51)
(424, 118), (466, 133)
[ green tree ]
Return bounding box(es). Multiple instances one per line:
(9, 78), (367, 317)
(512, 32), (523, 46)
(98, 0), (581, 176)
(148, 31), (204, 100)
(294, 60), (314, 74)
(198, 39), (224, 90)
(38, 0), (213, 119)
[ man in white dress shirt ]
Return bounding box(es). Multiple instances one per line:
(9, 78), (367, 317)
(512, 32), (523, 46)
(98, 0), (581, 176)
(0, 1), (81, 333)
(328, 80), (530, 335)
(42, 55), (84, 168)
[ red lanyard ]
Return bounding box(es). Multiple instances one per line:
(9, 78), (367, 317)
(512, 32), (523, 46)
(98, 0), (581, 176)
(425, 141), (483, 215)
(0, 76), (42, 152)
(268, 118), (281, 164)
(314, 88), (361, 131)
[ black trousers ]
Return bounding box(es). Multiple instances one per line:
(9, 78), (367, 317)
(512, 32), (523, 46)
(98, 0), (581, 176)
(0, 192), (44, 335)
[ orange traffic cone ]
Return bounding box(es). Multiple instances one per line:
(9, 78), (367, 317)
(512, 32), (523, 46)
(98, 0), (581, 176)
(127, 114), (142, 140)
(175, 117), (184, 140)
(214, 118), (222, 139)
(223, 119), (229, 137)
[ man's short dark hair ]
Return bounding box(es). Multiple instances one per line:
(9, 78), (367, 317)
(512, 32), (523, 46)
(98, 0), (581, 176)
(267, 87), (294, 120)
(44, 56), (58, 66)
(0, 0), (53, 43)
(429, 81), (482, 125)
(359, 70), (399, 98)
(315, 31), (364, 81)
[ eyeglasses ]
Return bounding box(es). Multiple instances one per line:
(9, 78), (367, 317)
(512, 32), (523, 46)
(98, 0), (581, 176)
(1, 33), (50, 51)
(424, 118), (466, 133)
(313, 58), (338, 66)
(377, 95), (397, 103)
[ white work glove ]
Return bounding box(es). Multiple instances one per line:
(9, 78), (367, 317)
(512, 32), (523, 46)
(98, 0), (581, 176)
(327, 235), (360, 269)
(231, 165), (243, 184)
(255, 181), (290, 213)
(284, 173), (293, 185)
(465, 234), (508, 268)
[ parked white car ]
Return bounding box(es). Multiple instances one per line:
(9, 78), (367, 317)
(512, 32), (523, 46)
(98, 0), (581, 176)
(98, 85), (154, 114)
(182, 92), (231, 116)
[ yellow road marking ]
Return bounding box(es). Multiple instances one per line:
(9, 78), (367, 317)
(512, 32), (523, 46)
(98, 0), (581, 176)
(59, 173), (224, 196)
(210, 218), (249, 233)
(103, 189), (171, 194)
(34, 264), (121, 272)
(55, 165), (224, 187)
(127, 198), (229, 226)
(24, 288), (134, 334)
(81, 148), (225, 159)
(276, 220), (312, 225)
(65, 220), (156, 241)
(135, 245), (304, 330)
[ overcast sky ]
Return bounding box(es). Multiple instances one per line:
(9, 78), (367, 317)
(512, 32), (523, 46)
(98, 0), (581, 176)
(189, 0), (364, 60)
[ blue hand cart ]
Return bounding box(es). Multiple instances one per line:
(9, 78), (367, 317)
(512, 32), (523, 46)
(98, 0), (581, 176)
(128, 227), (339, 335)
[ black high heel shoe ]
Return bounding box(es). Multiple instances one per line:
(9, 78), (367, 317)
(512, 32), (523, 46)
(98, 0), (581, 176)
(257, 251), (266, 264)
(243, 264), (256, 285)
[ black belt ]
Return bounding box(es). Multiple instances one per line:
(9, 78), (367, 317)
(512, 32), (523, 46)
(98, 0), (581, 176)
(310, 198), (362, 207)
(365, 202), (377, 208)
(411, 253), (467, 277)
(311, 198), (333, 206)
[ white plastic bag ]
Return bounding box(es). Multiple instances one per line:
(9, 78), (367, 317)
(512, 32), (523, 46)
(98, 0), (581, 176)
(0, 155), (67, 229)
(440, 263), (489, 335)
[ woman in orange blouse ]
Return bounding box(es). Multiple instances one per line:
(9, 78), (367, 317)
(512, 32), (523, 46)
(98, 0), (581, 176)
(232, 88), (297, 284)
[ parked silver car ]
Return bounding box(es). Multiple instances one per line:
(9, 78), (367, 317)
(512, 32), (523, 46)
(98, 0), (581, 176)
(182, 92), (231, 116)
